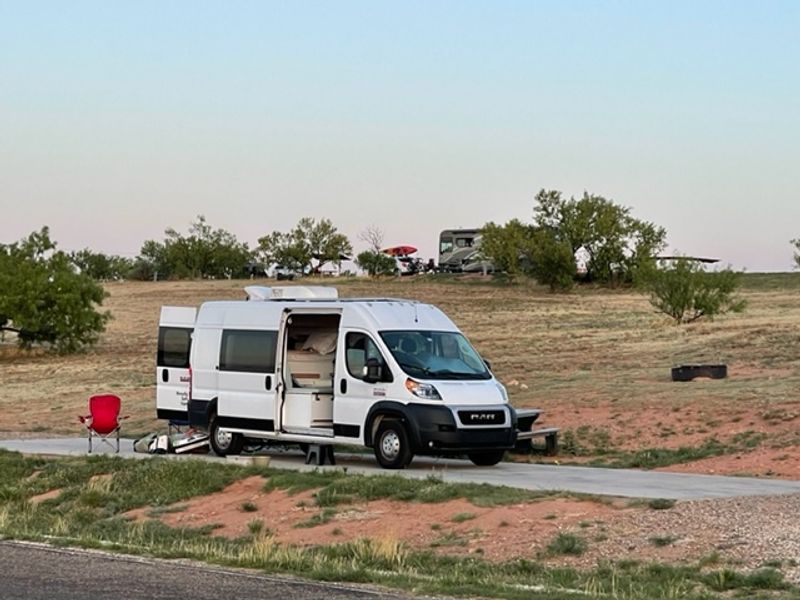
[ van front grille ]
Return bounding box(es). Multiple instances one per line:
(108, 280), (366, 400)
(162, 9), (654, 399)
(457, 410), (505, 426)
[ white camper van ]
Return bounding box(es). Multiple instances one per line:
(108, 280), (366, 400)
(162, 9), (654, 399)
(156, 286), (517, 469)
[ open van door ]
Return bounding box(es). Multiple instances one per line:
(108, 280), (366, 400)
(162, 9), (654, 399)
(156, 306), (196, 422)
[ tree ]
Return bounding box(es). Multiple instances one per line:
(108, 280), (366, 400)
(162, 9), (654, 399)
(479, 220), (533, 282)
(355, 226), (396, 277)
(356, 250), (397, 276)
(135, 216), (252, 280)
(528, 228), (576, 292)
(533, 189), (666, 284)
(258, 218), (352, 275)
(359, 225), (385, 253)
(480, 220), (575, 290)
(636, 258), (746, 324)
(70, 249), (132, 280)
(0, 228), (110, 353)
(256, 231), (308, 274)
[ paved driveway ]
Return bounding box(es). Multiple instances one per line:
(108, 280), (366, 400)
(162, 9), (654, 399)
(2, 437), (800, 500)
(0, 540), (412, 600)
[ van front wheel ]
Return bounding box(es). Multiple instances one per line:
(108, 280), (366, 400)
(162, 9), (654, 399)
(374, 421), (413, 469)
(209, 414), (244, 456)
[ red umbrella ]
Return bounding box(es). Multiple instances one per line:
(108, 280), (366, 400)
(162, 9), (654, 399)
(382, 245), (418, 257)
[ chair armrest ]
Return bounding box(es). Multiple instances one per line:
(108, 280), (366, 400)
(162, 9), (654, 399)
(78, 415), (91, 424)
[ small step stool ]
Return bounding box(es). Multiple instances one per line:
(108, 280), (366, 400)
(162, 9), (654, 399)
(305, 444), (336, 466)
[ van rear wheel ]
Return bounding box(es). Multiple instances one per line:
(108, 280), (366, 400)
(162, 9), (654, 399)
(209, 414), (244, 456)
(468, 450), (505, 466)
(374, 421), (413, 469)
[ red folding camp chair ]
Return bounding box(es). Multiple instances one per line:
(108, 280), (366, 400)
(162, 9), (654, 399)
(78, 394), (128, 453)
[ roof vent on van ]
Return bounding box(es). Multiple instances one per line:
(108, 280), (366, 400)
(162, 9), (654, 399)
(244, 286), (339, 301)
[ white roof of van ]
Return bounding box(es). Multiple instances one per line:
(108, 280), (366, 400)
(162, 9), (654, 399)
(195, 295), (459, 332)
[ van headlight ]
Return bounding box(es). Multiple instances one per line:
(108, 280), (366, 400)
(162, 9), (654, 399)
(405, 378), (442, 400)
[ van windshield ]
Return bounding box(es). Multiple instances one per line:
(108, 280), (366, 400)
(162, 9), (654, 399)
(379, 330), (491, 380)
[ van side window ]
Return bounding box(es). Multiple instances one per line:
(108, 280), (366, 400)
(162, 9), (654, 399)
(220, 330), (277, 373)
(345, 332), (391, 382)
(158, 327), (192, 368)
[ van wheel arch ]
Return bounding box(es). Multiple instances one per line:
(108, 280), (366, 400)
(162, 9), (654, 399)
(364, 404), (415, 447)
(205, 398), (218, 427)
(208, 411), (244, 456)
(368, 413), (399, 446)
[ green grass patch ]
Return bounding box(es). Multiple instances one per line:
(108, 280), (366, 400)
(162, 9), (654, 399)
(703, 568), (789, 591)
(1, 450), (798, 599)
(247, 519), (264, 535)
(450, 512), (477, 523)
(546, 533), (587, 556)
(588, 439), (730, 469)
(648, 498), (676, 510)
(295, 507), (337, 529)
(265, 470), (569, 508)
(739, 272), (800, 291)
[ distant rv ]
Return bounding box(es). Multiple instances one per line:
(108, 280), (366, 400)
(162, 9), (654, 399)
(438, 229), (492, 273)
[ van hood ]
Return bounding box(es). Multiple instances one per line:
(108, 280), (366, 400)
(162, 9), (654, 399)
(432, 380), (506, 405)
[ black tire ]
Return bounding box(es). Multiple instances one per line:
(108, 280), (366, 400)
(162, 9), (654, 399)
(209, 414), (244, 456)
(468, 450), (505, 466)
(373, 420), (413, 469)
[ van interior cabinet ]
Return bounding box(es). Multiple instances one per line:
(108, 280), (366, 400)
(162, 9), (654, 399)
(283, 388), (333, 432)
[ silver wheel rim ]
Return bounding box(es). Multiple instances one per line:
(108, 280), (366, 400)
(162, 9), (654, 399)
(380, 430), (401, 461)
(215, 427), (232, 449)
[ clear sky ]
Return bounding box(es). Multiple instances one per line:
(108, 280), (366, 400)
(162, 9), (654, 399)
(1, 1), (798, 271)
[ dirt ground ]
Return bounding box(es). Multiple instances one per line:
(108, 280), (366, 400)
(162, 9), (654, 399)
(5, 277), (800, 580)
(123, 475), (800, 581)
(126, 476), (620, 562)
(3, 277), (800, 477)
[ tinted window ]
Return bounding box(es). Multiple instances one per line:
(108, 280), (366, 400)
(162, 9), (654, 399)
(158, 327), (192, 368)
(220, 330), (277, 373)
(345, 332), (391, 382)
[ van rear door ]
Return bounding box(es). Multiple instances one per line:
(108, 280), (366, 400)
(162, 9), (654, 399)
(157, 306), (197, 421)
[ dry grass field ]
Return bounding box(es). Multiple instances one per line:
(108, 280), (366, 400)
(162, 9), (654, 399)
(2, 275), (800, 477)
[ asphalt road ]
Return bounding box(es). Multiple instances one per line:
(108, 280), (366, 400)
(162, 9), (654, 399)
(0, 540), (414, 600)
(3, 437), (800, 500)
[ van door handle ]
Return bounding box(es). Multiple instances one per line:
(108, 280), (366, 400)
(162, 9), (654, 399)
(265, 375), (272, 391)
(162, 369), (169, 383)
(339, 378), (347, 394)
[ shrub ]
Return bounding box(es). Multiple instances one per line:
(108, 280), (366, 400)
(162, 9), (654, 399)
(356, 250), (397, 277)
(636, 258), (746, 324)
(547, 533), (587, 556)
(647, 498), (676, 510)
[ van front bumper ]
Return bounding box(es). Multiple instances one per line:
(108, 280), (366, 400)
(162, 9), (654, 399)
(406, 403), (517, 454)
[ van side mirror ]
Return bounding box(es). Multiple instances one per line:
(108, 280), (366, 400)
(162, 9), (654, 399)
(363, 358), (383, 384)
